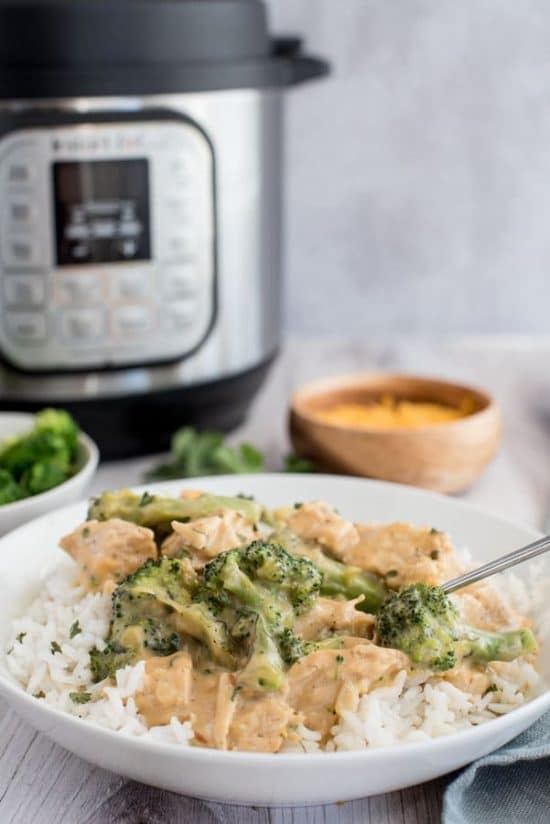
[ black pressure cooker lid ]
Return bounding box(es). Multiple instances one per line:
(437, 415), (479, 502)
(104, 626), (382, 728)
(0, 0), (329, 99)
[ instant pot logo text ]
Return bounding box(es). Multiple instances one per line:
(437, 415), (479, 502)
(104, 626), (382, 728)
(51, 132), (145, 154)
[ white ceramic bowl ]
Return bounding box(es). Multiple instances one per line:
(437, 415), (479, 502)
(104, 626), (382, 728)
(0, 474), (548, 806)
(0, 412), (99, 535)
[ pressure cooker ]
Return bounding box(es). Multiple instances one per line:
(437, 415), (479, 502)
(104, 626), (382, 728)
(0, 0), (329, 457)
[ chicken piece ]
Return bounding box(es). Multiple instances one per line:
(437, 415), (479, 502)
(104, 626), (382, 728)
(287, 640), (408, 739)
(60, 518), (157, 591)
(213, 672), (237, 750)
(347, 523), (464, 588)
(443, 663), (491, 696)
(454, 580), (529, 632)
(228, 690), (295, 753)
(135, 652), (193, 727)
(161, 510), (259, 568)
(286, 501), (359, 557)
(135, 655), (238, 748)
(294, 597), (375, 641)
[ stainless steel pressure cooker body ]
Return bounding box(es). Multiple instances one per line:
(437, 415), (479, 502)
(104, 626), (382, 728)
(0, 0), (328, 457)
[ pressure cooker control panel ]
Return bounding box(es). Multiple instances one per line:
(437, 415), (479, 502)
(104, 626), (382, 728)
(0, 119), (216, 371)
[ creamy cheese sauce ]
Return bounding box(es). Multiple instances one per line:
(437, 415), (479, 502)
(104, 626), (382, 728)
(59, 494), (536, 752)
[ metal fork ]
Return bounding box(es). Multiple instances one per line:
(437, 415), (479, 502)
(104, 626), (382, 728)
(441, 533), (550, 594)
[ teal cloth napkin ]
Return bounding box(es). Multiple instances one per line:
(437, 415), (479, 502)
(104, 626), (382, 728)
(443, 713), (550, 824)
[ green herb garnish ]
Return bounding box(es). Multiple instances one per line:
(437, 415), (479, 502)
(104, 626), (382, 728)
(69, 620), (82, 639)
(69, 691), (92, 704)
(144, 426), (318, 481)
(284, 454), (317, 474)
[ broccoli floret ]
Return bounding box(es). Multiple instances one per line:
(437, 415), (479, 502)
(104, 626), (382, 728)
(377, 583), (538, 671)
(272, 529), (386, 613)
(21, 459), (69, 495)
(88, 488), (262, 540)
(115, 557), (196, 609)
(201, 541), (322, 690)
(0, 408), (79, 501)
(0, 468), (25, 505)
(34, 408), (78, 453)
(203, 541), (322, 620)
(90, 621), (182, 682)
(277, 626), (345, 665)
(0, 430), (71, 479)
(91, 556), (234, 681)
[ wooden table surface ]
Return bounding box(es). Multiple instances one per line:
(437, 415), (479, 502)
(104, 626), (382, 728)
(2, 336), (548, 824)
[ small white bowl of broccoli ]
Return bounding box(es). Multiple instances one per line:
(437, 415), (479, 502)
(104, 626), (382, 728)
(0, 409), (99, 535)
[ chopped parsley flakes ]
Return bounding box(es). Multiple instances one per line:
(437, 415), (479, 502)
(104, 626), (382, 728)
(69, 620), (82, 639)
(69, 691), (92, 704)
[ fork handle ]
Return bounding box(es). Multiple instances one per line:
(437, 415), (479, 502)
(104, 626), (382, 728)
(440, 533), (550, 594)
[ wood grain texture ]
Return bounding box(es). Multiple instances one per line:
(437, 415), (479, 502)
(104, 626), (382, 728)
(1, 335), (547, 824)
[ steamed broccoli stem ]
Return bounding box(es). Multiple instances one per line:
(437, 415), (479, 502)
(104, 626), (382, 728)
(377, 583), (538, 672)
(88, 489), (262, 533)
(458, 626), (538, 664)
(271, 530), (386, 613)
(314, 552), (386, 613)
(238, 615), (286, 691)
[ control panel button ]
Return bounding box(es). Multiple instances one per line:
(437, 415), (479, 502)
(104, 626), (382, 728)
(7, 198), (35, 226)
(56, 272), (101, 304)
(2, 235), (43, 267)
(112, 304), (153, 338)
(161, 234), (197, 262)
(111, 269), (149, 301)
(5, 160), (35, 187)
(5, 311), (47, 342)
(165, 155), (190, 181)
(61, 308), (105, 342)
(162, 263), (198, 298)
(166, 299), (196, 328)
(163, 195), (193, 218)
(4, 274), (45, 307)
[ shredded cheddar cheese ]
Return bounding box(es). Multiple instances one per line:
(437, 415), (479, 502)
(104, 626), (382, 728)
(315, 394), (475, 430)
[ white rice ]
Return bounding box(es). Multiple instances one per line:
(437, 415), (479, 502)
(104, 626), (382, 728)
(4, 561), (546, 753)
(5, 564), (194, 747)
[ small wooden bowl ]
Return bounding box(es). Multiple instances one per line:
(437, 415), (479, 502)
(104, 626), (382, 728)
(289, 373), (502, 494)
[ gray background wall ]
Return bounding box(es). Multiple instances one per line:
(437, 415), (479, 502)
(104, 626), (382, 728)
(266, 0), (550, 334)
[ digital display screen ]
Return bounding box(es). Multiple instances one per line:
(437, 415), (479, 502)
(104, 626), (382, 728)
(53, 159), (151, 266)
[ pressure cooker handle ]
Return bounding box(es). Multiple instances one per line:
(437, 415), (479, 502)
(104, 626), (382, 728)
(273, 36), (331, 85)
